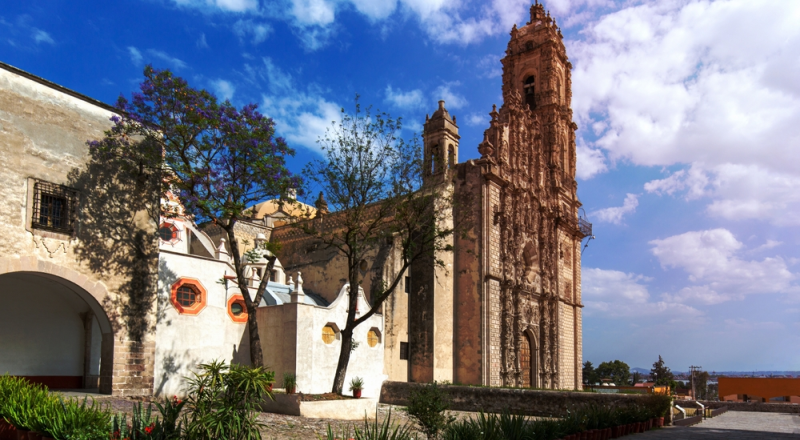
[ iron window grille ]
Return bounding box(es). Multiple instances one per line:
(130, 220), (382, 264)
(32, 181), (78, 234)
(400, 342), (409, 360)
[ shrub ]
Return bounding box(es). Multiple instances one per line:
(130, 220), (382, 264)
(181, 360), (271, 440)
(322, 408), (417, 440)
(405, 382), (456, 440)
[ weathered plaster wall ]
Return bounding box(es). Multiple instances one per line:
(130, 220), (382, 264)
(453, 162), (485, 385)
(155, 247), (250, 397)
(256, 285), (386, 397)
(0, 64), (157, 396)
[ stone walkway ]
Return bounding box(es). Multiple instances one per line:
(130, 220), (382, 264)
(638, 412), (800, 439)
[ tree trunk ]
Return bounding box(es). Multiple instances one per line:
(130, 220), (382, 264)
(331, 328), (353, 394)
(225, 223), (265, 367)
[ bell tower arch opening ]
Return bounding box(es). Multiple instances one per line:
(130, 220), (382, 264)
(524, 76), (536, 110)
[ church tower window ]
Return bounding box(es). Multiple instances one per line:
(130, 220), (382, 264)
(524, 76), (536, 110)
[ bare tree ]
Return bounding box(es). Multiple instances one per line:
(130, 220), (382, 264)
(300, 98), (465, 394)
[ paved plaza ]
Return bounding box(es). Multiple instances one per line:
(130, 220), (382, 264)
(639, 412), (800, 439)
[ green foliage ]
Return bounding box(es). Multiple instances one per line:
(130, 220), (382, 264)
(322, 409), (417, 440)
(650, 355), (675, 387)
(405, 382), (456, 440)
(440, 399), (670, 440)
(595, 360), (631, 386)
(349, 377), (365, 391)
(181, 360), (272, 440)
(283, 372), (297, 391)
(582, 361), (599, 386)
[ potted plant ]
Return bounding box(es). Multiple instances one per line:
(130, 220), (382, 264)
(265, 370), (275, 393)
(349, 377), (364, 399)
(283, 372), (297, 394)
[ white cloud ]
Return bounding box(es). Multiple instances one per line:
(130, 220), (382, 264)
(570, 0), (800, 212)
(592, 193), (638, 224)
(250, 57), (341, 152)
(233, 19), (272, 44)
(31, 29), (54, 45)
(172, 0), (258, 12)
(127, 46), (143, 65)
(434, 83), (467, 109)
(146, 49), (188, 70)
(650, 228), (797, 304)
(582, 267), (701, 319)
(465, 112), (486, 127)
(211, 79), (236, 101)
(197, 33), (209, 49)
(385, 86), (423, 109)
(576, 143), (607, 180)
(645, 163), (800, 225)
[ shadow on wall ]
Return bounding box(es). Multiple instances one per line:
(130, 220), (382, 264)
(67, 136), (163, 343)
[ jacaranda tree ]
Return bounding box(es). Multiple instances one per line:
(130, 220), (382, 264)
(92, 65), (300, 366)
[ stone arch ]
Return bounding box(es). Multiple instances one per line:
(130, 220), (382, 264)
(0, 256), (117, 393)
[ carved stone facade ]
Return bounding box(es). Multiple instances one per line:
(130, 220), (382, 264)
(408, 2), (586, 389)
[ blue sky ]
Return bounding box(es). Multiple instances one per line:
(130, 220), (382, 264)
(3, 0), (798, 373)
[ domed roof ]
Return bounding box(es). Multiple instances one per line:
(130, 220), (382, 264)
(429, 100), (452, 122)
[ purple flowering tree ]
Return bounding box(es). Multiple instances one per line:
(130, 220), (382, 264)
(92, 65), (300, 366)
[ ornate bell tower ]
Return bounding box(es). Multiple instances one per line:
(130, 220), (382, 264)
(501, 1), (576, 187)
(422, 100), (460, 186)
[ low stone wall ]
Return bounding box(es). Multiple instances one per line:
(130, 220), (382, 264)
(677, 400), (800, 414)
(379, 382), (651, 417)
(261, 394), (379, 420)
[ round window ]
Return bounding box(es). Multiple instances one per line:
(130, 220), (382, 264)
(176, 285), (197, 307)
(159, 224), (176, 241)
(231, 302), (244, 316)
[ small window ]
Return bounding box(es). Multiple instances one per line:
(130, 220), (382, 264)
(400, 342), (409, 360)
(31, 181), (78, 234)
(176, 285), (198, 307)
(322, 325), (336, 344)
(367, 328), (381, 347)
(231, 302), (244, 316)
(159, 223), (178, 242)
(404, 276), (410, 294)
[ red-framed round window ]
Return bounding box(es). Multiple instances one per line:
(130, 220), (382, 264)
(158, 222), (179, 243)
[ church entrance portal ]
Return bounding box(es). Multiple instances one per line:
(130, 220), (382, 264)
(0, 272), (113, 391)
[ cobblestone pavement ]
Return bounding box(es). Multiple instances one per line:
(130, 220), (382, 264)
(638, 412), (800, 439)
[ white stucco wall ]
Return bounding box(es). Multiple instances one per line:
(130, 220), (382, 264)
(0, 274), (101, 377)
(258, 284), (387, 397)
(154, 248), (250, 397)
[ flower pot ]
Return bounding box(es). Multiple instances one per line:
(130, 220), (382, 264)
(657, 417), (664, 427)
(353, 389), (362, 398)
(286, 386), (296, 394)
(0, 419), (16, 440)
(267, 383), (273, 392)
(15, 429), (29, 440)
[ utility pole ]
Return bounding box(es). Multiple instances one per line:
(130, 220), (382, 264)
(689, 365), (702, 400)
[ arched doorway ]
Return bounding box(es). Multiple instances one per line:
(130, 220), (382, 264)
(520, 330), (539, 388)
(0, 271), (113, 391)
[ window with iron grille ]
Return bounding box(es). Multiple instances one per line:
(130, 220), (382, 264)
(400, 342), (409, 360)
(32, 181), (78, 234)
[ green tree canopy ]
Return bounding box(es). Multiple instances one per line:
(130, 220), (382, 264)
(650, 355), (675, 386)
(596, 360), (631, 386)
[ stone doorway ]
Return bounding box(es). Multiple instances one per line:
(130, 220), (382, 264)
(520, 332), (532, 387)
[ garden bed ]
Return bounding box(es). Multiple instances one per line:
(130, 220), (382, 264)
(261, 393), (378, 420)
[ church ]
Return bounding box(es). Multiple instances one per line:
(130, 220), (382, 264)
(0, 2), (588, 397)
